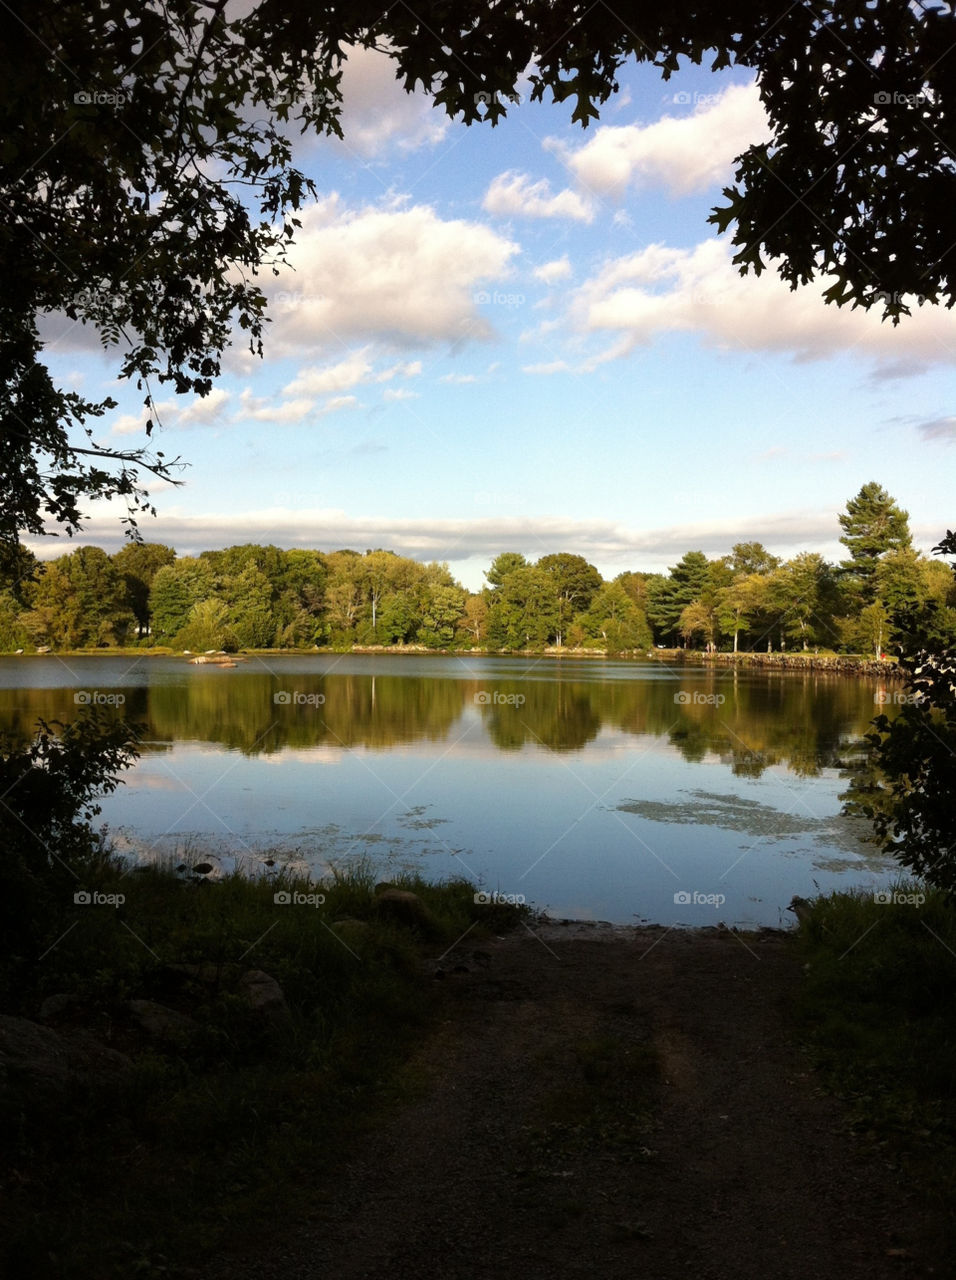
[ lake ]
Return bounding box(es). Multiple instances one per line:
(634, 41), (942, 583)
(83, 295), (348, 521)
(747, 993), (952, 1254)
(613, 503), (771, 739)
(0, 653), (901, 927)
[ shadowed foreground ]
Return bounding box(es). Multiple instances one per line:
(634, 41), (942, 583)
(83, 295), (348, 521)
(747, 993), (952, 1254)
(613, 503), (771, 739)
(207, 923), (946, 1280)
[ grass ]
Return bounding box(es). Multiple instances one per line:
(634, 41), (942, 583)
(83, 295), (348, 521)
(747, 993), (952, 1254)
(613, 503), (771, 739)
(789, 880), (956, 1219)
(0, 855), (530, 1279)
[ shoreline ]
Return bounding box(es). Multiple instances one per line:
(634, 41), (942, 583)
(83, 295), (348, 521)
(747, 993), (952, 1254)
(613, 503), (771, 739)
(1, 645), (903, 678)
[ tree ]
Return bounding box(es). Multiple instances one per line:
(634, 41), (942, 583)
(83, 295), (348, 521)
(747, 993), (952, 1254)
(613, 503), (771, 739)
(23, 546), (133, 648)
(580, 580), (651, 652)
(727, 542), (781, 577)
(148, 559), (215, 644)
(112, 542), (176, 638)
(536, 553), (602, 647)
(678, 600), (717, 650)
(485, 553), (529, 589)
(860, 531), (956, 892)
(716, 573), (770, 653)
(838, 482), (913, 604)
(646, 551), (712, 646)
(4, 3), (952, 544)
(770, 553), (841, 651)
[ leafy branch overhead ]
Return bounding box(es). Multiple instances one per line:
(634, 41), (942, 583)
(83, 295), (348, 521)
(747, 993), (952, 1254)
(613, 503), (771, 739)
(1, 1), (953, 542)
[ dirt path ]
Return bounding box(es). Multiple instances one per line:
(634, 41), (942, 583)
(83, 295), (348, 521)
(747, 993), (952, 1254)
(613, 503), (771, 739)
(207, 923), (946, 1279)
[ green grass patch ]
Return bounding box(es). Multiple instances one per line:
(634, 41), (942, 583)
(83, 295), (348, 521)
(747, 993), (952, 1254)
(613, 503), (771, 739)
(0, 858), (527, 1278)
(790, 881), (956, 1222)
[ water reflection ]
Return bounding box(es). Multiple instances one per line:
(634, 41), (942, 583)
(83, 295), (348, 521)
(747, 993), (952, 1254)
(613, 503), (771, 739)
(0, 658), (881, 777)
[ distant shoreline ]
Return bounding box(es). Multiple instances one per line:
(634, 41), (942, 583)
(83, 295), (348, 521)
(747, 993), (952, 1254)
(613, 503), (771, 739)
(2, 645), (904, 678)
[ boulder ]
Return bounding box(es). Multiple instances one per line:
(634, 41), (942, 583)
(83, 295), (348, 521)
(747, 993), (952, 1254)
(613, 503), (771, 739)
(127, 999), (199, 1041)
(238, 969), (292, 1031)
(330, 918), (373, 954)
(374, 886), (441, 938)
(0, 1015), (131, 1099)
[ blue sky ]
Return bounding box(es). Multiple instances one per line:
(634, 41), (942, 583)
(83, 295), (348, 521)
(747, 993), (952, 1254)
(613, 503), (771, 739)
(38, 51), (956, 590)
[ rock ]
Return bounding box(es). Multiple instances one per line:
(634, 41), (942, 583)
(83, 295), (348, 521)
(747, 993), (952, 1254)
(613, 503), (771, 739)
(0, 1015), (71, 1093)
(0, 1015), (131, 1099)
(128, 999), (199, 1041)
(374, 886), (441, 937)
(330, 918), (373, 953)
(38, 992), (79, 1022)
(238, 970), (292, 1031)
(36, 645), (51, 654)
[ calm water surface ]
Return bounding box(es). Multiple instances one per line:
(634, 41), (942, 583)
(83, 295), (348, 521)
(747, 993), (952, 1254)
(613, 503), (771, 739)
(0, 653), (900, 926)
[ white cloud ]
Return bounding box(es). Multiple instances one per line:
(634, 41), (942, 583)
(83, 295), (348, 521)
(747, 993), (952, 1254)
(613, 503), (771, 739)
(566, 238), (956, 366)
(244, 397), (315, 423)
(534, 257), (573, 285)
(174, 387), (231, 425)
(284, 350), (375, 397)
(558, 82), (769, 198)
(321, 395), (360, 414)
(483, 171), (594, 222)
(30, 508), (853, 578)
(382, 388), (418, 402)
(523, 360), (569, 375)
(260, 196), (519, 357)
(333, 45), (450, 157)
(111, 389), (230, 435)
(440, 373), (478, 384)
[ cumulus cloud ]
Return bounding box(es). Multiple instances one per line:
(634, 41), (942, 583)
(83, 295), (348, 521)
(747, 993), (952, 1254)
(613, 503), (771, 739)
(565, 238), (956, 366)
(483, 171), (595, 222)
(332, 45), (450, 157)
(556, 82), (769, 198)
(111, 389), (231, 435)
(534, 257), (573, 285)
(259, 196), (519, 357)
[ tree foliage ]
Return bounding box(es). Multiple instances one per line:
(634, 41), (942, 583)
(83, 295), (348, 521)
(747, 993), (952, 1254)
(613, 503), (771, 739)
(860, 531), (956, 893)
(2, 3), (953, 543)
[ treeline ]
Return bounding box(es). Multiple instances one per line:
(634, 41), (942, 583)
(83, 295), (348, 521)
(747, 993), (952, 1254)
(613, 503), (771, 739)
(1, 484), (954, 656)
